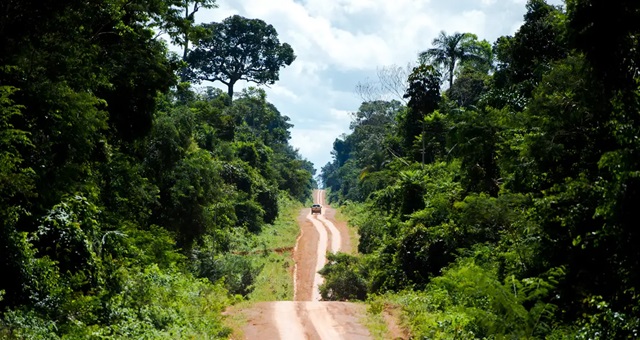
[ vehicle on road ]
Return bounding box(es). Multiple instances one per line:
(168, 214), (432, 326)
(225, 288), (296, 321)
(311, 204), (322, 214)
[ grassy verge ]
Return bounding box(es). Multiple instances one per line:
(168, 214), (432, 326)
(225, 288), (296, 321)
(223, 195), (302, 338)
(363, 308), (391, 340)
(246, 196), (300, 301)
(334, 206), (360, 254)
(366, 295), (410, 340)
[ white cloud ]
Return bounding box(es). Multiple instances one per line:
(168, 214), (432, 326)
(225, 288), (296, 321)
(268, 84), (300, 102)
(510, 20), (525, 35)
(290, 124), (349, 168)
(327, 108), (352, 124)
(444, 10), (488, 36)
(190, 0), (565, 171)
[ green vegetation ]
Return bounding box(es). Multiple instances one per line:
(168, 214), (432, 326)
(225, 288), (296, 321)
(185, 15), (296, 101)
(320, 0), (640, 337)
(244, 197), (301, 302)
(335, 205), (360, 253)
(0, 1), (313, 338)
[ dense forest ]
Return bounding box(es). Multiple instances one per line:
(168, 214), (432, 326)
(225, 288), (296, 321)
(1, 0), (314, 337)
(320, 0), (640, 338)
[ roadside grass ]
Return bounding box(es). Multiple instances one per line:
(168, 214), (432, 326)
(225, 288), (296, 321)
(223, 196), (302, 338)
(366, 295), (410, 340)
(334, 206), (359, 254)
(363, 309), (390, 340)
(246, 197), (300, 301)
(222, 307), (247, 340)
(247, 251), (294, 301)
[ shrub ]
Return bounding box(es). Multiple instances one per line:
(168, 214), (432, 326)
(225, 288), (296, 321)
(319, 252), (368, 301)
(192, 251), (263, 297)
(375, 255), (567, 339)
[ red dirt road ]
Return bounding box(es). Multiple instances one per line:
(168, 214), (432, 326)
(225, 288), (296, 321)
(236, 190), (372, 340)
(240, 301), (370, 340)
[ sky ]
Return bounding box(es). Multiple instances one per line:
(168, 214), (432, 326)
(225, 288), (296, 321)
(188, 0), (564, 176)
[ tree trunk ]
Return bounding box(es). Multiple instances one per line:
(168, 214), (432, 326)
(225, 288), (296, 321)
(449, 60), (456, 88)
(179, 5), (190, 82)
(182, 38), (189, 61)
(182, 4), (190, 60)
(227, 81), (235, 105)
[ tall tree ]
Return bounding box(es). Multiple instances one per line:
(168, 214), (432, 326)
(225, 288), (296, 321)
(176, 0), (218, 60)
(153, 1), (219, 60)
(186, 15), (296, 102)
(492, 0), (567, 94)
(400, 64), (442, 162)
(566, 0), (640, 315)
(567, 0), (640, 92)
(419, 31), (485, 88)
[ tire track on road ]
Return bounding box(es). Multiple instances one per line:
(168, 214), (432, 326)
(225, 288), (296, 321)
(240, 189), (373, 339)
(315, 189), (341, 253)
(273, 302), (308, 340)
(307, 212), (328, 301)
(318, 214), (340, 254)
(306, 189), (342, 300)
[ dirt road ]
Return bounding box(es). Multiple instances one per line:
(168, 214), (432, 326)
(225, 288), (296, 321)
(238, 190), (372, 340)
(305, 190), (341, 301)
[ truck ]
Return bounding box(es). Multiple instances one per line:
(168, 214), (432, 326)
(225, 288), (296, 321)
(311, 204), (322, 214)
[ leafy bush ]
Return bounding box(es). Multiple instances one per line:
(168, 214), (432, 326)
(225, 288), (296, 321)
(101, 265), (231, 338)
(574, 296), (640, 339)
(31, 195), (102, 290)
(1, 309), (60, 340)
(371, 255), (567, 339)
(319, 252), (368, 301)
(234, 200), (265, 233)
(192, 249), (263, 297)
(1, 265), (232, 339)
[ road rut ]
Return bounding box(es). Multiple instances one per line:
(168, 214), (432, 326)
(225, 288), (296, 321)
(237, 190), (372, 340)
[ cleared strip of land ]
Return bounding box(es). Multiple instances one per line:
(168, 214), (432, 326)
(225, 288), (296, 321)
(234, 190), (373, 339)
